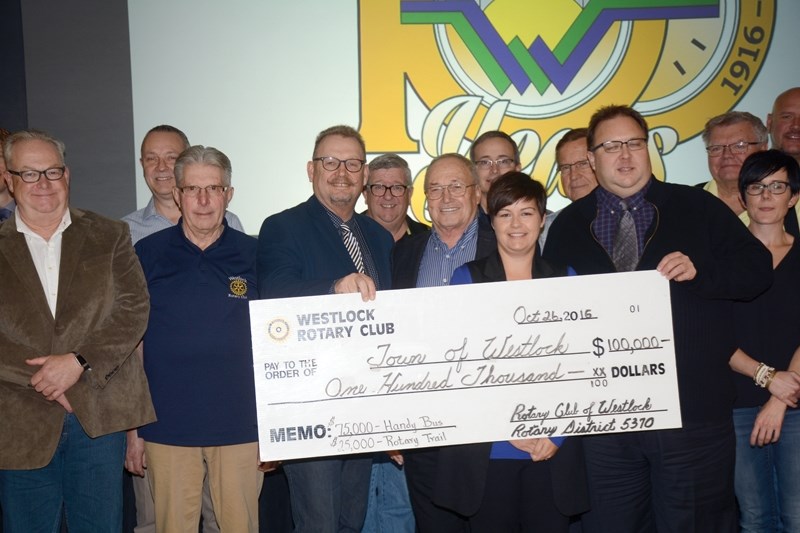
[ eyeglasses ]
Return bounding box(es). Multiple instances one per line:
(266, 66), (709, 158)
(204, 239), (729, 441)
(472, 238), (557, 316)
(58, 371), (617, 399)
(365, 183), (409, 197)
(705, 141), (762, 157)
(425, 183), (476, 200)
(745, 181), (791, 196)
(590, 138), (648, 153)
(177, 185), (230, 197)
(474, 158), (516, 170)
(8, 167), (66, 183)
(558, 160), (591, 174)
(313, 156), (365, 172)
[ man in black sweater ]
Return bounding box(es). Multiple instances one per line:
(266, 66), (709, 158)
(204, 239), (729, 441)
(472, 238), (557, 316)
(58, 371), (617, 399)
(543, 105), (772, 533)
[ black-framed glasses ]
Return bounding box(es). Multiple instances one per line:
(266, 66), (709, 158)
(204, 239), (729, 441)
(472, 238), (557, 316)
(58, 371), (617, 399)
(425, 183), (475, 200)
(177, 185), (230, 197)
(474, 158), (516, 170)
(705, 141), (762, 157)
(591, 138), (648, 153)
(745, 181), (791, 196)
(7, 167), (66, 183)
(365, 183), (409, 197)
(558, 160), (591, 174)
(314, 156), (365, 172)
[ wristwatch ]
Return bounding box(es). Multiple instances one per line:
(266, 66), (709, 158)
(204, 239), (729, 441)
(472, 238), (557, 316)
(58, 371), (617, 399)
(73, 352), (92, 372)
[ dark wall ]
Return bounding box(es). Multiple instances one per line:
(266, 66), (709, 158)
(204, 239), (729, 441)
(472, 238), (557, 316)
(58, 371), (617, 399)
(14, 0), (137, 218)
(0, 0), (27, 131)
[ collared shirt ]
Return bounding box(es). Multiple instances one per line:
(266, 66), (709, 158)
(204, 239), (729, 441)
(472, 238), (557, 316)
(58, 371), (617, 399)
(416, 216), (479, 287)
(592, 181), (655, 260)
(323, 207), (380, 288)
(16, 209), (72, 316)
(122, 197), (245, 244)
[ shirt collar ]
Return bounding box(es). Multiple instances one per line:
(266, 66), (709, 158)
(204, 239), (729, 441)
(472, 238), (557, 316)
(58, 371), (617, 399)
(595, 178), (652, 214)
(16, 209), (72, 241)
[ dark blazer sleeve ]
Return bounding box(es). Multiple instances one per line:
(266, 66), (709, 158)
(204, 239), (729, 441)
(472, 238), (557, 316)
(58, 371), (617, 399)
(646, 183), (772, 302)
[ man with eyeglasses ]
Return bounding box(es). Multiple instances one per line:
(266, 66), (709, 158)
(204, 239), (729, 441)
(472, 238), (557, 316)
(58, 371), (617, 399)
(363, 153), (429, 243)
(544, 105), (772, 533)
(257, 125), (393, 532)
(134, 145), (266, 532)
(698, 111), (768, 217)
(538, 128), (600, 250)
(556, 128), (598, 203)
(124, 125), (244, 243)
(123, 124), (243, 533)
(360, 152), (424, 532)
(0, 130), (154, 531)
(470, 131), (521, 215)
(392, 153), (496, 530)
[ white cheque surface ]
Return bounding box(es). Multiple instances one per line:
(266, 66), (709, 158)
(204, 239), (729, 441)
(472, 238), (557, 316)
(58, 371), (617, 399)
(250, 270), (682, 461)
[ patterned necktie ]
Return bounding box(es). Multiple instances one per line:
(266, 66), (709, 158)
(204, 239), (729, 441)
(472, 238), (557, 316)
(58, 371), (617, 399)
(612, 201), (638, 272)
(340, 223), (365, 274)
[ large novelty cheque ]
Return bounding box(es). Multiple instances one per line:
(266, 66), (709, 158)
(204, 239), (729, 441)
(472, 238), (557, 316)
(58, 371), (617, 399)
(250, 270), (682, 461)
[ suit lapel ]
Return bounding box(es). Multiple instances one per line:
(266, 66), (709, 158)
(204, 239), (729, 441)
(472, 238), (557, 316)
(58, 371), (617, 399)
(307, 197), (354, 269)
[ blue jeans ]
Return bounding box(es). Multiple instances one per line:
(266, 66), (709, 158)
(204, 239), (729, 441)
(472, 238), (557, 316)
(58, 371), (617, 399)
(361, 454), (414, 533)
(0, 413), (126, 533)
(734, 406), (800, 533)
(283, 455), (372, 533)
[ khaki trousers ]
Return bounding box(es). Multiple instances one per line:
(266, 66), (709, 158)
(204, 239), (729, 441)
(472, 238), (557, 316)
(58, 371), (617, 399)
(146, 441), (263, 533)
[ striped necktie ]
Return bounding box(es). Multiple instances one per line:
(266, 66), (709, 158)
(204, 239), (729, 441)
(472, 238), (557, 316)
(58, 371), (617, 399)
(340, 223), (365, 274)
(612, 200), (638, 272)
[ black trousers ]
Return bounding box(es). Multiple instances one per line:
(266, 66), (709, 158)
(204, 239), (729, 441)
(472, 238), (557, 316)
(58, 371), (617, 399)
(580, 421), (737, 533)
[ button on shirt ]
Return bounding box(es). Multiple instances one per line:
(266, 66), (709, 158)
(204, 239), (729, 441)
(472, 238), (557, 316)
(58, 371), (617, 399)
(16, 210), (72, 316)
(416, 216), (479, 288)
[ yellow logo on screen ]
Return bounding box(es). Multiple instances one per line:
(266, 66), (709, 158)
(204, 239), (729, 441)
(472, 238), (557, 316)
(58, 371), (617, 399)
(358, 0), (774, 221)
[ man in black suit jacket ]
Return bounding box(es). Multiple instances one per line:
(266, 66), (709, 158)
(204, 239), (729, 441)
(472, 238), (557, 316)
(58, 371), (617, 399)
(257, 125), (393, 532)
(391, 153), (495, 531)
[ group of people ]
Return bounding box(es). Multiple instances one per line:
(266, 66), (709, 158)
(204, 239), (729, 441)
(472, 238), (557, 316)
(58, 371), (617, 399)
(0, 86), (798, 533)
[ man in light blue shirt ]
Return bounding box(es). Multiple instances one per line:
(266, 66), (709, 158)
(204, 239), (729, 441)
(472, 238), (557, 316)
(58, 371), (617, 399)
(123, 125), (243, 244)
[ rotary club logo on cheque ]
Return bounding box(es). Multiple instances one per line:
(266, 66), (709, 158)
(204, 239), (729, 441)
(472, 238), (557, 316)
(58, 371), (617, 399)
(358, 0), (774, 219)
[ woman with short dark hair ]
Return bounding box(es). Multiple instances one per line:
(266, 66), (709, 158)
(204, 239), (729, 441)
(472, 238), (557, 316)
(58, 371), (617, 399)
(434, 171), (588, 532)
(730, 149), (800, 532)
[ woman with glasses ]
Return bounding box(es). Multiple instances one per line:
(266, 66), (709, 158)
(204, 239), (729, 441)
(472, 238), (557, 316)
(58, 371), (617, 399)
(729, 149), (800, 532)
(435, 172), (588, 532)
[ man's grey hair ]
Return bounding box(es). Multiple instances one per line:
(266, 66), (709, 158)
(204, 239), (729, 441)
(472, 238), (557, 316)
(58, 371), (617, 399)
(368, 153), (412, 186)
(702, 111), (768, 145)
(424, 153), (478, 188)
(3, 129), (66, 167)
(174, 145), (232, 187)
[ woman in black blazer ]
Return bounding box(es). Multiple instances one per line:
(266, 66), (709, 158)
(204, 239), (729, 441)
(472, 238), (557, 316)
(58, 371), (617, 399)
(437, 171), (589, 532)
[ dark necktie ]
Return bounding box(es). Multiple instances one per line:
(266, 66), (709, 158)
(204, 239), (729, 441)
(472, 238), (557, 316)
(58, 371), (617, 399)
(612, 201), (638, 272)
(340, 223), (365, 274)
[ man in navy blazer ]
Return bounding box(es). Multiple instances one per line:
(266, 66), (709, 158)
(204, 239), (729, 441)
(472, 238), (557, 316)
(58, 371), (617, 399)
(257, 125), (392, 532)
